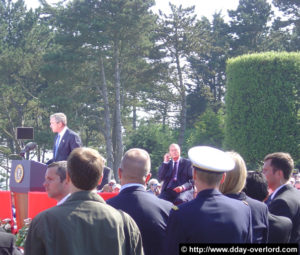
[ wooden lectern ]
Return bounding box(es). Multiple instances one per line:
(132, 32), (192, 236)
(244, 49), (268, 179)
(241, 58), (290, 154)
(10, 160), (47, 229)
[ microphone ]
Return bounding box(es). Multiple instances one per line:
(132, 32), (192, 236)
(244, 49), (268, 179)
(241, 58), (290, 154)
(20, 142), (37, 157)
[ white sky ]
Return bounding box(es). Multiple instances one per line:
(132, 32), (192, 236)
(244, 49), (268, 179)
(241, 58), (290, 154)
(24, 0), (240, 20)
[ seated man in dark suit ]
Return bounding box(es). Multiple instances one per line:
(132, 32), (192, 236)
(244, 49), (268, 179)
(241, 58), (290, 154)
(158, 143), (194, 204)
(263, 152), (300, 244)
(165, 146), (252, 255)
(107, 148), (173, 255)
(0, 228), (22, 255)
(244, 171), (292, 243)
(47, 112), (82, 164)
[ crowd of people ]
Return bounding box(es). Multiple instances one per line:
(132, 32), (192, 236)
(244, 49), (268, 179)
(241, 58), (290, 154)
(1, 112), (299, 255)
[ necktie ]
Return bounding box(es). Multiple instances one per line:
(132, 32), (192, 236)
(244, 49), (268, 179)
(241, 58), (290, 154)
(172, 161), (178, 181)
(54, 134), (60, 158)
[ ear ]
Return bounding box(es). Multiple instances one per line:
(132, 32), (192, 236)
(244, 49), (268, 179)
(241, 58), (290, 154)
(145, 173), (152, 184)
(193, 168), (197, 181)
(66, 171), (71, 183)
(98, 175), (103, 185)
(277, 170), (286, 182)
(220, 173), (226, 184)
(118, 168), (122, 180)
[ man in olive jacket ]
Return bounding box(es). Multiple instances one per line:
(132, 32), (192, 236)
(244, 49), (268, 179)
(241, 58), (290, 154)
(25, 147), (143, 255)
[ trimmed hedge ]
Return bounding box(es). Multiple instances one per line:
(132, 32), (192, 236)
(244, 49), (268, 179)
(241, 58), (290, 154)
(225, 52), (300, 169)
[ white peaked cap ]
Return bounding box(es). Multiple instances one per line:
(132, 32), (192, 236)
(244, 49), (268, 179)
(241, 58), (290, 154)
(188, 146), (235, 172)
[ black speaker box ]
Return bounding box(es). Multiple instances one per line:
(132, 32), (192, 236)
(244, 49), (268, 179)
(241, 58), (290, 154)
(16, 127), (34, 140)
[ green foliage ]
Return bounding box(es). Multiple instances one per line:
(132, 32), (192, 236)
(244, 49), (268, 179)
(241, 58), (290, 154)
(189, 13), (231, 105)
(186, 108), (225, 149)
(225, 52), (300, 169)
(272, 0), (300, 51)
(228, 0), (273, 55)
(124, 123), (175, 177)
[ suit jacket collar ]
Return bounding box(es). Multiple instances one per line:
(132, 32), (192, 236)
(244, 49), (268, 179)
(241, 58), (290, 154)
(58, 126), (68, 138)
(119, 185), (146, 194)
(272, 184), (292, 199)
(120, 183), (145, 192)
(196, 188), (222, 199)
(66, 190), (105, 204)
(226, 192), (247, 201)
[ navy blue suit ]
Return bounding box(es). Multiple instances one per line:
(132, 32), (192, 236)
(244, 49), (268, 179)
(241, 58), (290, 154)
(158, 157), (193, 204)
(47, 128), (81, 164)
(107, 186), (173, 255)
(267, 184), (300, 244)
(165, 189), (252, 255)
(226, 192), (269, 243)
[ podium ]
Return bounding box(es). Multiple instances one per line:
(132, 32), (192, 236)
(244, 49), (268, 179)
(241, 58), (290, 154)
(10, 160), (47, 229)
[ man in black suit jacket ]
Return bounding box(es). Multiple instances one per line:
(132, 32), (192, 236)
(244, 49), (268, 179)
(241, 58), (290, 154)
(263, 152), (300, 244)
(244, 171), (292, 243)
(47, 113), (82, 164)
(107, 148), (173, 255)
(0, 229), (22, 255)
(158, 143), (194, 204)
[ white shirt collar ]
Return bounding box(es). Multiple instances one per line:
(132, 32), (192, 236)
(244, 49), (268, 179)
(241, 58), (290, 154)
(271, 183), (287, 200)
(58, 126), (68, 138)
(120, 183), (145, 192)
(57, 193), (71, 206)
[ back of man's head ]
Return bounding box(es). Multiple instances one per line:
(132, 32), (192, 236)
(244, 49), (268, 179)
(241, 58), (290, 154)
(194, 168), (224, 186)
(120, 148), (151, 184)
(243, 171), (269, 202)
(67, 147), (104, 190)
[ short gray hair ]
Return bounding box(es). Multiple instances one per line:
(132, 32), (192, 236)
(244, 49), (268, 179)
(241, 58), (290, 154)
(50, 113), (67, 125)
(47, 161), (67, 182)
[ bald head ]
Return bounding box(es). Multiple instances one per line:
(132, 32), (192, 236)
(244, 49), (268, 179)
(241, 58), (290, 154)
(119, 148), (151, 184)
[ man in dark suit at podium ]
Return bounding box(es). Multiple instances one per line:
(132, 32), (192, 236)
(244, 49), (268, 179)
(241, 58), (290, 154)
(158, 143), (194, 204)
(47, 113), (82, 165)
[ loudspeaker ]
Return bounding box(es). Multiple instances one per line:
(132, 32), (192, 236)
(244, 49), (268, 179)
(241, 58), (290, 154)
(16, 127), (34, 140)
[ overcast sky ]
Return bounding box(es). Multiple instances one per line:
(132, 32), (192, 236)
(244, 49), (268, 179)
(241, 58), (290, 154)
(24, 0), (240, 20)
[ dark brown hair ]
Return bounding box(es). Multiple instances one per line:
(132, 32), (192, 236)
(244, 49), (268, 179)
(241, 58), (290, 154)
(264, 152), (294, 180)
(67, 147), (104, 190)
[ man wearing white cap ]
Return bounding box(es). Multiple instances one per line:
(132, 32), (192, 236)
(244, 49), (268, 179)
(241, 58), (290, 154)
(165, 146), (252, 254)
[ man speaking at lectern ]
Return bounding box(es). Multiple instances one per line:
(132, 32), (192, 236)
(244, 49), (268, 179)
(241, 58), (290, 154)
(47, 113), (82, 165)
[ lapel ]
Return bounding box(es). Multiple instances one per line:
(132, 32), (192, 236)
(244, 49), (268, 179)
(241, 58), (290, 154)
(119, 186), (145, 196)
(272, 184), (290, 200)
(57, 129), (69, 152)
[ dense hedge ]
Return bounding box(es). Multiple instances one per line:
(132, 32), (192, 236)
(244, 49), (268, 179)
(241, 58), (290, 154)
(225, 52), (300, 169)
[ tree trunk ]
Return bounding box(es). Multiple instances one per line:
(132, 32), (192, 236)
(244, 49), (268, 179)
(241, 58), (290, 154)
(98, 54), (114, 170)
(112, 42), (123, 180)
(175, 52), (186, 147)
